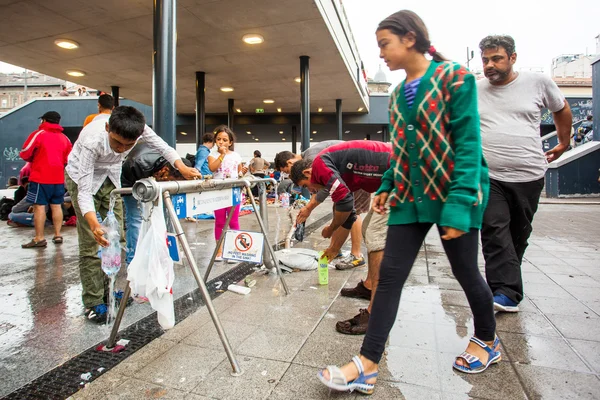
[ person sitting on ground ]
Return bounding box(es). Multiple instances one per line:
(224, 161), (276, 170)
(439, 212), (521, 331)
(65, 105), (201, 323)
(8, 192), (74, 228)
(6, 177), (19, 189)
(13, 176), (28, 204)
(194, 132), (215, 176)
(83, 94), (114, 127)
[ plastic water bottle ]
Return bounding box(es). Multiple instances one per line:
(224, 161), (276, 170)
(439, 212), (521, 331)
(318, 252), (329, 285)
(100, 211), (122, 276)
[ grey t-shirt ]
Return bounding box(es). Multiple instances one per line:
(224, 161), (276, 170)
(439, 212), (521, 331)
(478, 71), (565, 182)
(302, 140), (343, 202)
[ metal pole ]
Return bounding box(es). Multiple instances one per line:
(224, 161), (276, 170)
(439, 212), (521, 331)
(291, 125), (297, 154)
(106, 283), (132, 348)
(163, 191), (243, 376)
(336, 99), (342, 141)
(23, 70), (28, 102)
(227, 98), (234, 129)
(244, 183), (290, 295)
(382, 125), (389, 142)
(300, 56), (310, 152)
(196, 71), (205, 148)
(204, 208), (236, 282)
(258, 183), (275, 270)
(111, 86), (120, 107)
(153, 0), (177, 147)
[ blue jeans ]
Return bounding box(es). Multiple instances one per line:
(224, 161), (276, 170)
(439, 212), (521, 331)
(8, 212), (34, 226)
(123, 195), (142, 265)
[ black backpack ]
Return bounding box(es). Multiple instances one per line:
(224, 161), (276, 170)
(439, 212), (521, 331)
(0, 197), (15, 221)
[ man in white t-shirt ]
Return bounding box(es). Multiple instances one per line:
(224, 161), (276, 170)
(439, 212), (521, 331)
(477, 35), (572, 313)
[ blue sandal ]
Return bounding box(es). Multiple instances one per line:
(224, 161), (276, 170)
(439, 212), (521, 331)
(453, 336), (501, 374)
(318, 355), (378, 395)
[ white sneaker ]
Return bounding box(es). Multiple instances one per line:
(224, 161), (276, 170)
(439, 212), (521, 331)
(215, 256), (224, 262)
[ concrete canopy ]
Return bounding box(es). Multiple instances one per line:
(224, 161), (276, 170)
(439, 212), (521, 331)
(0, 0), (369, 115)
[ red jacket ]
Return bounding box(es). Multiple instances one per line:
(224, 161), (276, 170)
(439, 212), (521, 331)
(20, 122), (72, 184)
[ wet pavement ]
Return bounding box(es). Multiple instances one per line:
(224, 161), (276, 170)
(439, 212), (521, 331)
(2, 202), (600, 399)
(0, 200), (332, 398)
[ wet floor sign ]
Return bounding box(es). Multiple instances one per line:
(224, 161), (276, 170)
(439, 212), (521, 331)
(223, 230), (264, 263)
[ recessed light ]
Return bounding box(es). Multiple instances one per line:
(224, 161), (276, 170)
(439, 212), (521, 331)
(55, 39), (79, 49)
(236, 108), (242, 113)
(294, 77), (301, 83)
(277, 108), (282, 112)
(318, 108), (323, 112)
(180, 131), (188, 136)
(66, 70), (85, 77)
(310, 138), (314, 141)
(246, 131), (251, 134)
(282, 138), (286, 141)
(345, 130), (351, 134)
(279, 131), (283, 134)
(312, 131), (317, 134)
(242, 34), (264, 45)
(220, 87), (234, 92)
(263, 99), (274, 104)
(255, 138), (259, 141)
(377, 130), (382, 133)
(364, 137), (367, 140)
(357, 107), (364, 112)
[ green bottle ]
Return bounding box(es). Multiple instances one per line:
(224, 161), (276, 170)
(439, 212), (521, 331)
(318, 252), (329, 285)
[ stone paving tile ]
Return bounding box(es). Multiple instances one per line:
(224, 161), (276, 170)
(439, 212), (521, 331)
(567, 339), (600, 374)
(495, 311), (561, 337)
(237, 326), (310, 363)
(108, 378), (189, 399)
(70, 371), (127, 399)
(183, 319), (260, 352)
(110, 338), (178, 378)
(499, 332), (592, 373)
(514, 364), (600, 400)
(530, 296), (599, 318)
(547, 273), (600, 288)
(267, 363), (356, 400)
(545, 313), (600, 341)
(133, 343), (226, 392)
(191, 355), (289, 400)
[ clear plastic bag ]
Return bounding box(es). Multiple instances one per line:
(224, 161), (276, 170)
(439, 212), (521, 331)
(100, 211), (122, 276)
(127, 190), (175, 329)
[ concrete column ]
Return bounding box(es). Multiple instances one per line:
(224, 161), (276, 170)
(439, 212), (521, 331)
(228, 98), (235, 129)
(336, 99), (343, 141)
(195, 71), (205, 147)
(291, 125), (297, 154)
(153, 0), (177, 146)
(111, 86), (120, 107)
(300, 56), (310, 151)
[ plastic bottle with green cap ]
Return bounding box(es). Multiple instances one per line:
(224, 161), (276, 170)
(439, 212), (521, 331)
(318, 251), (329, 285)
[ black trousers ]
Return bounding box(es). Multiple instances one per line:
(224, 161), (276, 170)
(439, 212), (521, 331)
(481, 178), (544, 304)
(360, 223), (496, 364)
(251, 173), (265, 197)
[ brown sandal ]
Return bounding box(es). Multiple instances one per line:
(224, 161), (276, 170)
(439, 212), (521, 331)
(52, 236), (63, 244)
(336, 309), (370, 335)
(22, 239), (47, 248)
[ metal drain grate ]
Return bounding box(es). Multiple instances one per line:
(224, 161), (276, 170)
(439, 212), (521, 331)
(3, 212), (331, 399)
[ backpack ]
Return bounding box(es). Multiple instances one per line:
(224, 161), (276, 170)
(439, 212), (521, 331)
(0, 197), (15, 221)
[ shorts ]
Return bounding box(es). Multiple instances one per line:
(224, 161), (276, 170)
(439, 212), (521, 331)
(362, 205), (389, 253)
(26, 182), (65, 205)
(335, 190), (372, 230)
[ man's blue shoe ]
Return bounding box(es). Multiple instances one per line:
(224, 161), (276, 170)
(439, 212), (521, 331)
(493, 294), (519, 313)
(85, 304), (108, 323)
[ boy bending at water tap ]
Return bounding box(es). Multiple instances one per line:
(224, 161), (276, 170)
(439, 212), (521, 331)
(65, 106), (201, 323)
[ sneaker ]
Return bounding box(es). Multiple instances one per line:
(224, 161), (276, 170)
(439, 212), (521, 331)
(336, 309), (370, 335)
(340, 280), (372, 300)
(85, 304), (108, 323)
(493, 294), (519, 313)
(335, 254), (366, 270)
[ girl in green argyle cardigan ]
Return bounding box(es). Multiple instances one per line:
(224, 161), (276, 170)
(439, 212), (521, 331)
(319, 10), (498, 394)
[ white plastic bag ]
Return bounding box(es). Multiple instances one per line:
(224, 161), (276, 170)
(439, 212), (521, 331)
(127, 190), (176, 329)
(274, 248), (319, 271)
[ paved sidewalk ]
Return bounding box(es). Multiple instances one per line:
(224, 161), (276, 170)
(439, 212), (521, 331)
(68, 204), (600, 399)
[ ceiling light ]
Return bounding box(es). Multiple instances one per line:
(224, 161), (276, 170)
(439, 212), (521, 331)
(54, 39), (79, 49)
(282, 138), (286, 141)
(345, 130), (351, 134)
(377, 130), (382, 133)
(318, 108), (323, 112)
(220, 87), (234, 92)
(357, 107), (364, 112)
(236, 108), (242, 113)
(66, 70), (85, 77)
(255, 138), (259, 141)
(310, 138), (314, 141)
(312, 131), (317, 134)
(180, 131), (188, 136)
(294, 77), (301, 83)
(277, 108), (282, 112)
(279, 131), (283, 134)
(242, 34), (264, 45)
(263, 99), (274, 104)
(246, 131), (251, 134)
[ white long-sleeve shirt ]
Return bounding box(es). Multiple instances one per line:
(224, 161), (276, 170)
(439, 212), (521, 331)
(65, 114), (179, 216)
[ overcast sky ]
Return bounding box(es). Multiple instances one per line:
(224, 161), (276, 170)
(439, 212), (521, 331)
(343, 0), (600, 86)
(2, 0), (599, 87)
